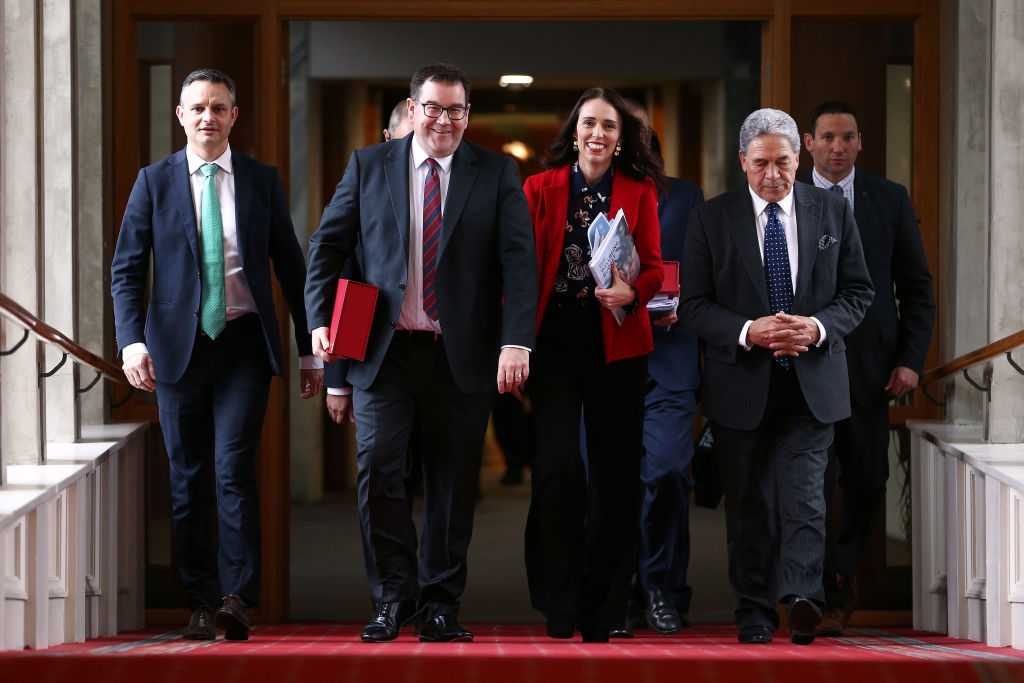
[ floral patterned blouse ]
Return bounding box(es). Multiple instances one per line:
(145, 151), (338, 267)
(552, 163), (613, 300)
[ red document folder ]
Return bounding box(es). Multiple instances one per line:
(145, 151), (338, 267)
(658, 260), (680, 297)
(328, 279), (379, 361)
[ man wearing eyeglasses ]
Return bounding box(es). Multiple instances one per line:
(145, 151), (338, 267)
(305, 63), (537, 643)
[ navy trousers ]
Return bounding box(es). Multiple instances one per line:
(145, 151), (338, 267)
(156, 314), (271, 611)
(637, 379), (697, 613)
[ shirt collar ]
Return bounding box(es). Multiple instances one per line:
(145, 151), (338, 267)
(186, 145), (233, 176)
(412, 136), (454, 174)
(748, 184), (795, 218)
(811, 166), (855, 191)
(570, 162), (614, 198)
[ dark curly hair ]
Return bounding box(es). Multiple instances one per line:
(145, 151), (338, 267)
(544, 87), (665, 194)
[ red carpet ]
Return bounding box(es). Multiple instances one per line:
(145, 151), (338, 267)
(3, 623), (1024, 682)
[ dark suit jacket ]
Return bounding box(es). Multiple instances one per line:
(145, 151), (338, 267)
(679, 182), (874, 430)
(649, 176), (704, 392)
(111, 148), (312, 384)
(797, 170), (934, 407)
(525, 166), (663, 363)
(305, 135), (538, 394)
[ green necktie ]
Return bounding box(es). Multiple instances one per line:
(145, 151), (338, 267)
(199, 163), (226, 339)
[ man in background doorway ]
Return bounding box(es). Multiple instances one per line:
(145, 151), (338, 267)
(800, 100), (935, 635)
(326, 99), (413, 420)
(383, 99), (415, 142)
(610, 100), (703, 637)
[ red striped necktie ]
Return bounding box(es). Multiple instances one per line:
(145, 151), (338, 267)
(422, 158), (442, 321)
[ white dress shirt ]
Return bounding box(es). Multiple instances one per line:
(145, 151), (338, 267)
(739, 186), (827, 348)
(124, 145), (321, 371)
(398, 137), (451, 334)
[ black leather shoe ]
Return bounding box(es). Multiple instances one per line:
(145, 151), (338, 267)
(787, 597), (823, 645)
(215, 595), (250, 641)
(609, 611), (638, 638)
(361, 601), (417, 642)
(182, 606), (216, 640)
(546, 614), (575, 639)
(737, 625), (773, 644)
(645, 589), (683, 634)
(418, 614), (473, 642)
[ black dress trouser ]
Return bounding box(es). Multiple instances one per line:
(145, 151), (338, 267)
(525, 299), (646, 630)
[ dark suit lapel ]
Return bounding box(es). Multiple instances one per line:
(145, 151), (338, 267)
(438, 142), (478, 261)
(853, 172), (874, 239)
(384, 137), (412, 261)
(725, 186), (770, 310)
(167, 149), (200, 267)
(793, 182), (823, 305)
(233, 153), (251, 269)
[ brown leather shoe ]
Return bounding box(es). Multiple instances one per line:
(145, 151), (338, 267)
(215, 594), (250, 641)
(182, 606), (216, 640)
(816, 608), (844, 637)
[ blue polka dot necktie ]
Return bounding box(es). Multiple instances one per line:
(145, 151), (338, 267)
(764, 202), (793, 369)
(199, 163), (226, 339)
(422, 159), (441, 321)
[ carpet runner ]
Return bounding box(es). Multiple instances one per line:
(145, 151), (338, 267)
(3, 623), (1023, 682)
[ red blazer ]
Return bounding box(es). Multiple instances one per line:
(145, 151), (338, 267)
(524, 166), (663, 363)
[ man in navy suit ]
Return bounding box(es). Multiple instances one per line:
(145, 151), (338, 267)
(680, 108), (873, 645)
(799, 101), (934, 635)
(111, 68), (322, 642)
(609, 102), (704, 637)
(305, 63), (537, 643)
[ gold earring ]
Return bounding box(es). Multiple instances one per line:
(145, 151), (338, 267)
(573, 138), (579, 152)
(614, 143), (622, 157)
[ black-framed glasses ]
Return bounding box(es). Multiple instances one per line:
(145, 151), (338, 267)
(414, 100), (468, 120)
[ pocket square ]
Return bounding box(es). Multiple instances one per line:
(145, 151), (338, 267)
(817, 234), (839, 250)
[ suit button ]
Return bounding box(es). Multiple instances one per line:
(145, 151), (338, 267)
(194, 310), (199, 317)
(399, 283), (406, 291)
(391, 321), (397, 328)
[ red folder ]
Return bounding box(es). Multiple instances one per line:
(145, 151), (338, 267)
(659, 261), (680, 297)
(328, 279), (379, 361)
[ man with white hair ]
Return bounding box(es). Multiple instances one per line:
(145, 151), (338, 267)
(679, 108), (873, 645)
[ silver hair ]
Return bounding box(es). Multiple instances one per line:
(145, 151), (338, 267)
(387, 100), (407, 138)
(738, 108), (800, 157)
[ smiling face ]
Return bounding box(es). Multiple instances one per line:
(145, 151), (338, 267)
(176, 79), (237, 161)
(575, 97), (621, 179)
(803, 112), (861, 184)
(408, 79), (469, 159)
(740, 133), (799, 203)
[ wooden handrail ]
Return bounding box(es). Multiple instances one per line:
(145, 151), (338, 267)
(0, 292), (128, 386)
(921, 328), (1024, 386)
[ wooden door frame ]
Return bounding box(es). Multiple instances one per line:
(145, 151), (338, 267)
(111, 0), (942, 623)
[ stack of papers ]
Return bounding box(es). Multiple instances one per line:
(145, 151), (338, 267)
(588, 209), (639, 325)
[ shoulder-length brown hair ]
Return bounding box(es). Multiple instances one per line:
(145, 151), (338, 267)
(544, 87), (666, 194)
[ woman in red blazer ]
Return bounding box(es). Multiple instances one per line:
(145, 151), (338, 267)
(523, 87), (664, 643)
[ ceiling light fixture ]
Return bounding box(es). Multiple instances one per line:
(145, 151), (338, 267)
(499, 74), (534, 88)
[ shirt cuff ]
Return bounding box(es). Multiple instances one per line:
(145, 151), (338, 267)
(299, 354), (324, 370)
(811, 317), (828, 346)
(326, 386), (352, 396)
(739, 321), (753, 350)
(122, 342), (149, 360)
(501, 345), (532, 353)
